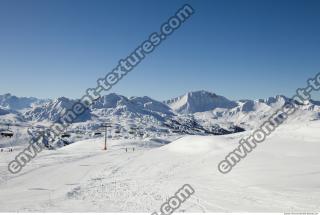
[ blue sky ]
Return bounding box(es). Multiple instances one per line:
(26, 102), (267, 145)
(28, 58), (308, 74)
(0, 0), (320, 101)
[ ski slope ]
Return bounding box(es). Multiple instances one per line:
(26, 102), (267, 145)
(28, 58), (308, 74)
(0, 121), (320, 212)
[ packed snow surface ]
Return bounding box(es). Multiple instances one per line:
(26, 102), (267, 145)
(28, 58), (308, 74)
(0, 121), (320, 212)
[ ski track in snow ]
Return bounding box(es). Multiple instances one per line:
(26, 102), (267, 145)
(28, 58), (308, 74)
(0, 122), (320, 212)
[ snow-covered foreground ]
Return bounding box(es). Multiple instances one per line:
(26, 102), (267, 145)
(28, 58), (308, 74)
(0, 121), (320, 212)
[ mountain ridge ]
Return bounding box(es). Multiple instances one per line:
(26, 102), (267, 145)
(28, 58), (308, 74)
(0, 91), (319, 134)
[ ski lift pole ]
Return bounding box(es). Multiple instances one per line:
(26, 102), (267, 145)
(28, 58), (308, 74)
(101, 123), (111, 151)
(104, 126), (107, 150)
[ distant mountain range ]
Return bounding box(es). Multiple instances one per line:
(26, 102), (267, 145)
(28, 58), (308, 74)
(0, 91), (319, 135)
(0, 93), (48, 111)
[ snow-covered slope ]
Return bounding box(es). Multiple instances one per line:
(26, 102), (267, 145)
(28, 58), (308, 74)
(164, 90), (237, 114)
(194, 95), (320, 129)
(0, 108), (10, 116)
(1, 121), (319, 212)
(1, 91), (320, 137)
(91, 93), (129, 109)
(130, 96), (174, 116)
(24, 97), (92, 123)
(0, 93), (48, 111)
(89, 94), (176, 135)
(1, 91), (320, 212)
(92, 93), (173, 117)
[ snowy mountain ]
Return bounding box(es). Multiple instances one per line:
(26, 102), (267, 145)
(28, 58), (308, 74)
(194, 94), (320, 130)
(130, 96), (174, 116)
(0, 93), (48, 111)
(1, 91), (320, 136)
(91, 93), (129, 109)
(92, 93), (174, 117)
(164, 90), (238, 114)
(0, 108), (10, 116)
(24, 97), (92, 123)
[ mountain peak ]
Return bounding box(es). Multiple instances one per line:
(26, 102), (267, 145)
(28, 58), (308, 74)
(188, 90), (220, 100)
(0, 93), (47, 111)
(165, 90), (237, 114)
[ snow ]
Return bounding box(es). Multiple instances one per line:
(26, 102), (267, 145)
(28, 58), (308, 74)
(0, 93), (48, 111)
(0, 121), (320, 212)
(0, 91), (320, 212)
(2, 91), (320, 137)
(24, 97), (92, 122)
(164, 90), (237, 114)
(164, 135), (227, 154)
(0, 108), (10, 116)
